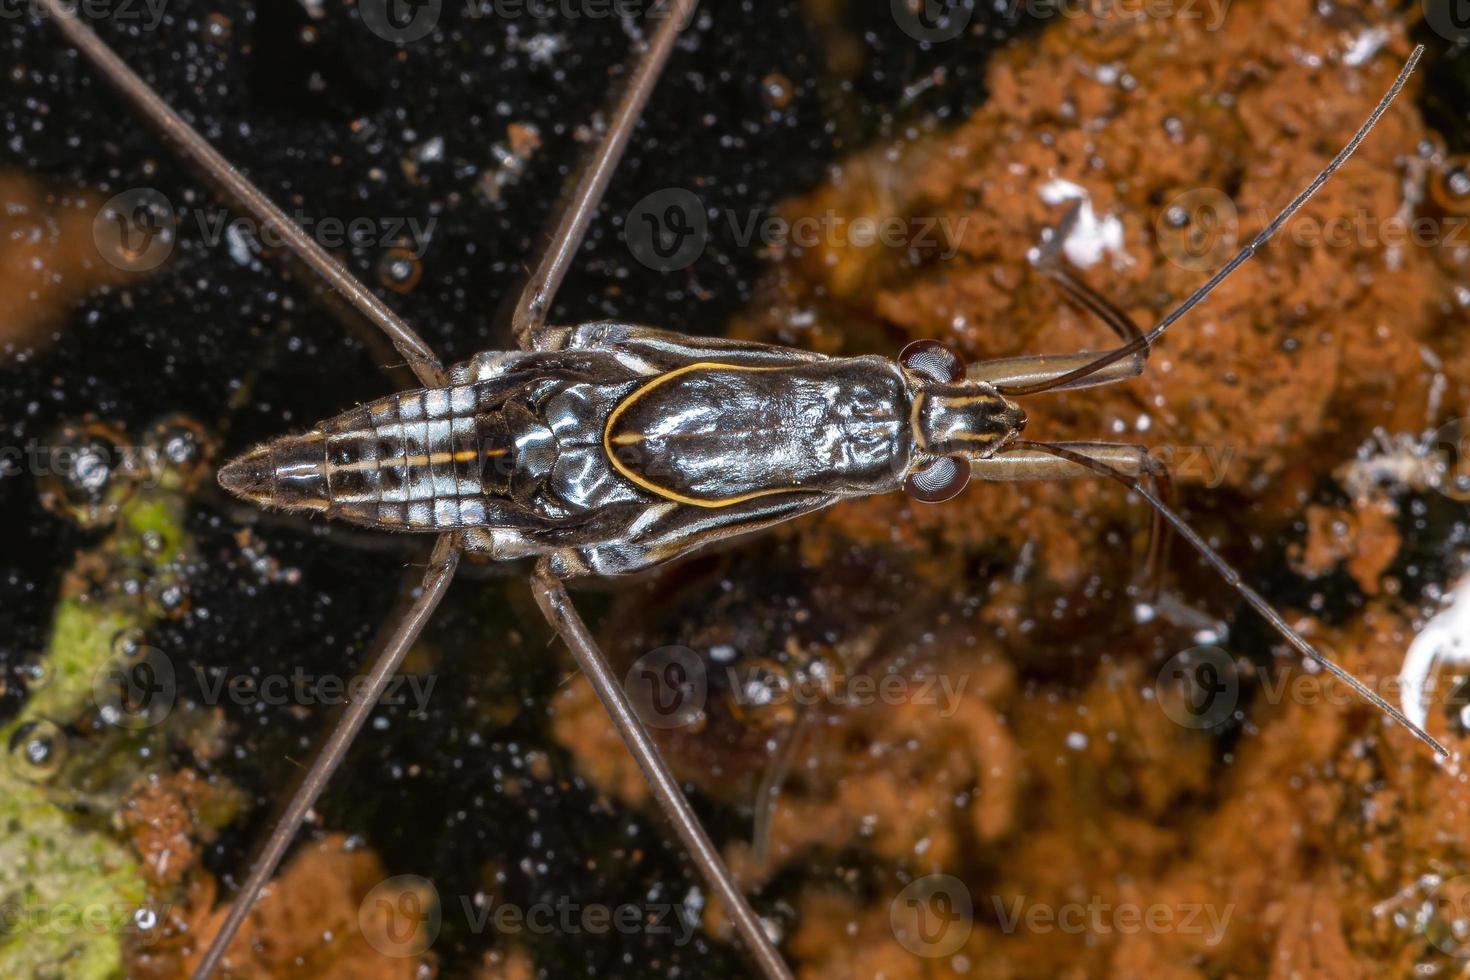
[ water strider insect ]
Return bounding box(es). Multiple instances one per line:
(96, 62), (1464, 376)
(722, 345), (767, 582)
(34, 2), (1444, 977)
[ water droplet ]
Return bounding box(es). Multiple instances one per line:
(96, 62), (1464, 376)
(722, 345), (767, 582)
(112, 627), (147, 663)
(761, 72), (794, 111)
(8, 719), (67, 783)
(204, 12), (232, 46)
(36, 420), (135, 529)
(142, 413), (216, 487)
(376, 247), (423, 294)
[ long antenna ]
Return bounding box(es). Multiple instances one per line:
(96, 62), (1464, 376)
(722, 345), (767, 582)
(1000, 45), (1424, 398)
(1016, 440), (1449, 758)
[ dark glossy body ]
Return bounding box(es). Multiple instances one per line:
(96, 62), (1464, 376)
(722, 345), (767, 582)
(219, 322), (1025, 576)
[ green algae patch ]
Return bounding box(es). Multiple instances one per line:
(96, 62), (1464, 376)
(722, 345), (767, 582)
(0, 778), (147, 980)
(10, 603), (135, 736)
(0, 485), (193, 978)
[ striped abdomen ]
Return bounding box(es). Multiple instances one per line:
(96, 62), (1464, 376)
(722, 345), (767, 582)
(218, 384), (504, 530)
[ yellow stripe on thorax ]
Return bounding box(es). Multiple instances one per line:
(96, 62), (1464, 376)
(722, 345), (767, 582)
(602, 361), (799, 509)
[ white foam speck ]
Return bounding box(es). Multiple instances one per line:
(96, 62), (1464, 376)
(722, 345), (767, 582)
(1400, 575), (1470, 729)
(225, 224), (253, 266)
(1344, 27), (1391, 68)
(1037, 178), (1126, 269)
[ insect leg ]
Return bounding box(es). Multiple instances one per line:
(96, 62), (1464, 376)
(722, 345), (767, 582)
(1007, 440), (1449, 758)
(968, 336), (1147, 394)
(531, 561), (794, 980)
(996, 46), (1423, 398)
(971, 441), (1171, 598)
(190, 536), (462, 980)
(752, 704), (816, 863)
(509, 0), (698, 351)
(37, 0), (447, 389)
(967, 267), (1148, 392)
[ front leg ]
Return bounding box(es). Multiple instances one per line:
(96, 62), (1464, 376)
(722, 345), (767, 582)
(967, 269), (1149, 393)
(970, 441), (1154, 482)
(970, 225), (1149, 393)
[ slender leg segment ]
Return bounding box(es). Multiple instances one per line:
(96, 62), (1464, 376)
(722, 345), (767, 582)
(511, 0), (699, 349)
(190, 537), (462, 978)
(38, 0), (448, 389)
(972, 441), (1172, 597)
(1011, 441), (1448, 758)
(513, 2), (796, 976)
(532, 563), (794, 980)
(970, 441), (1154, 482)
(996, 46), (1423, 397)
(968, 257), (1148, 392)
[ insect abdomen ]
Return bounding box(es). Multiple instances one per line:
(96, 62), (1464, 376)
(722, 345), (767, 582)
(220, 384), (498, 530)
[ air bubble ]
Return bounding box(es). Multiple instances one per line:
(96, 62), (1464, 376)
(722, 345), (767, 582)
(204, 13), (232, 46)
(1430, 157), (1470, 216)
(376, 247), (424, 294)
(761, 73), (794, 111)
(8, 719), (67, 783)
(142, 413), (216, 488)
(112, 627), (147, 663)
(36, 420), (135, 529)
(146, 571), (191, 620)
(738, 659), (795, 731)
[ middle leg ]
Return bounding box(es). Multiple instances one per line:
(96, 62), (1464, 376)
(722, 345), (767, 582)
(972, 441), (1172, 600)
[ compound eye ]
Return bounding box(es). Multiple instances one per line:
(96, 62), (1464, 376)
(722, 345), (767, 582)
(899, 339), (966, 383)
(904, 455), (971, 503)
